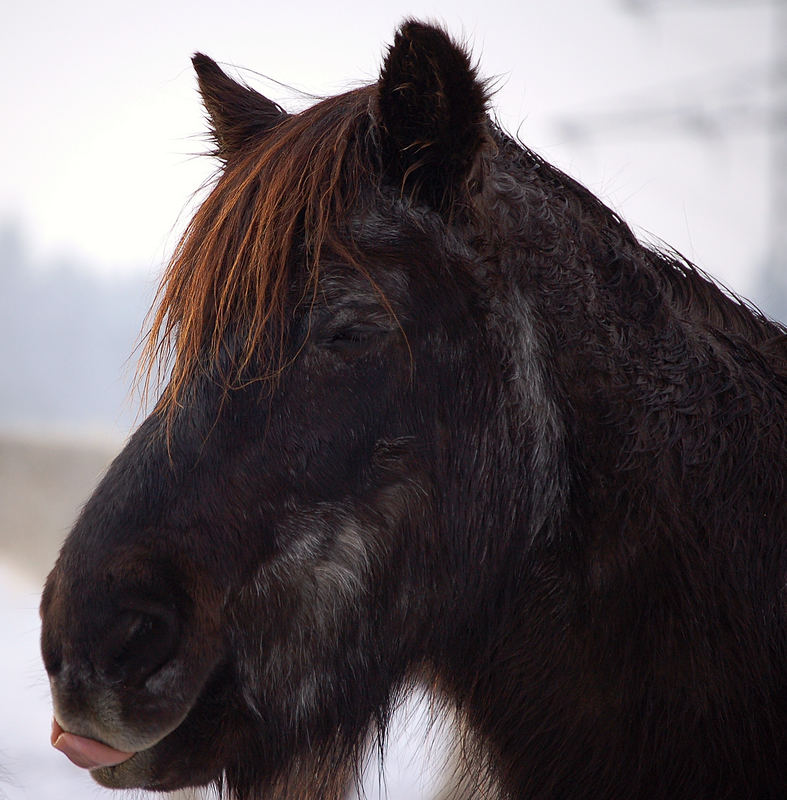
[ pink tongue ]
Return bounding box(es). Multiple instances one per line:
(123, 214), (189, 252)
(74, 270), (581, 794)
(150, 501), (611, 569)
(51, 719), (135, 770)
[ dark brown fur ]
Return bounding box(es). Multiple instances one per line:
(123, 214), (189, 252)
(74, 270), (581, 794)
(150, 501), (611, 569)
(42, 20), (786, 800)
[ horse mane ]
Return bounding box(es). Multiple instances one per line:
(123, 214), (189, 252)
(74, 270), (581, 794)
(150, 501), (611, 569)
(140, 79), (785, 419)
(140, 85), (379, 413)
(506, 133), (786, 353)
(651, 247), (786, 350)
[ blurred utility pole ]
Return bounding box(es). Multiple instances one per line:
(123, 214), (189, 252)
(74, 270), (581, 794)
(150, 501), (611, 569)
(562, 0), (787, 321)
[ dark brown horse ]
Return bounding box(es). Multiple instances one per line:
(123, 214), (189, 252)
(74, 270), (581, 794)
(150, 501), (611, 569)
(40, 21), (786, 800)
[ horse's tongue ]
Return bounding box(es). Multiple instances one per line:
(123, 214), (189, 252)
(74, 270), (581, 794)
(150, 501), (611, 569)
(51, 718), (135, 770)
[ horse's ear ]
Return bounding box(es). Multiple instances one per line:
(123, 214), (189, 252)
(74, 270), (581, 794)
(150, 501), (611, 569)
(192, 54), (287, 160)
(377, 21), (490, 210)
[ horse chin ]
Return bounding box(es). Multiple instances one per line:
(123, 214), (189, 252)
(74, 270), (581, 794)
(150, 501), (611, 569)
(54, 711), (191, 791)
(89, 743), (208, 793)
(90, 749), (205, 793)
(89, 748), (158, 789)
(88, 660), (238, 791)
(86, 711), (204, 791)
(48, 661), (222, 790)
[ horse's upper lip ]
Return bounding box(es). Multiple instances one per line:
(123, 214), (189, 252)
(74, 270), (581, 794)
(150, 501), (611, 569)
(51, 718), (136, 771)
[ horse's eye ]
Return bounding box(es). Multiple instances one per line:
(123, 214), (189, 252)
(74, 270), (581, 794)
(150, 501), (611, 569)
(324, 324), (382, 353)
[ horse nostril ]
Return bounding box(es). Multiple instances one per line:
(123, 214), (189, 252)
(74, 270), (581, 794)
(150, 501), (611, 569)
(103, 606), (179, 685)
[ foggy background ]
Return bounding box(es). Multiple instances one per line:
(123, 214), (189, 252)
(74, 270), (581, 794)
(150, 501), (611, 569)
(1, 0), (784, 797)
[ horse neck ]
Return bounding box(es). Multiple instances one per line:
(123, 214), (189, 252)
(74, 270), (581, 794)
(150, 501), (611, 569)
(421, 150), (786, 796)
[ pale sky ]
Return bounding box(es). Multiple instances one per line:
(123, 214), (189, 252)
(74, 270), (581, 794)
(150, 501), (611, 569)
(1, 0), (775, 296)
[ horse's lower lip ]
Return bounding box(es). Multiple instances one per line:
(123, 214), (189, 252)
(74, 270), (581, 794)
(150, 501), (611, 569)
(51, 718), (136, 770)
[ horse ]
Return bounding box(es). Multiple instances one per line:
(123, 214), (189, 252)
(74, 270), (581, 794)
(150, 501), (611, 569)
(40, 20), (786, 800)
